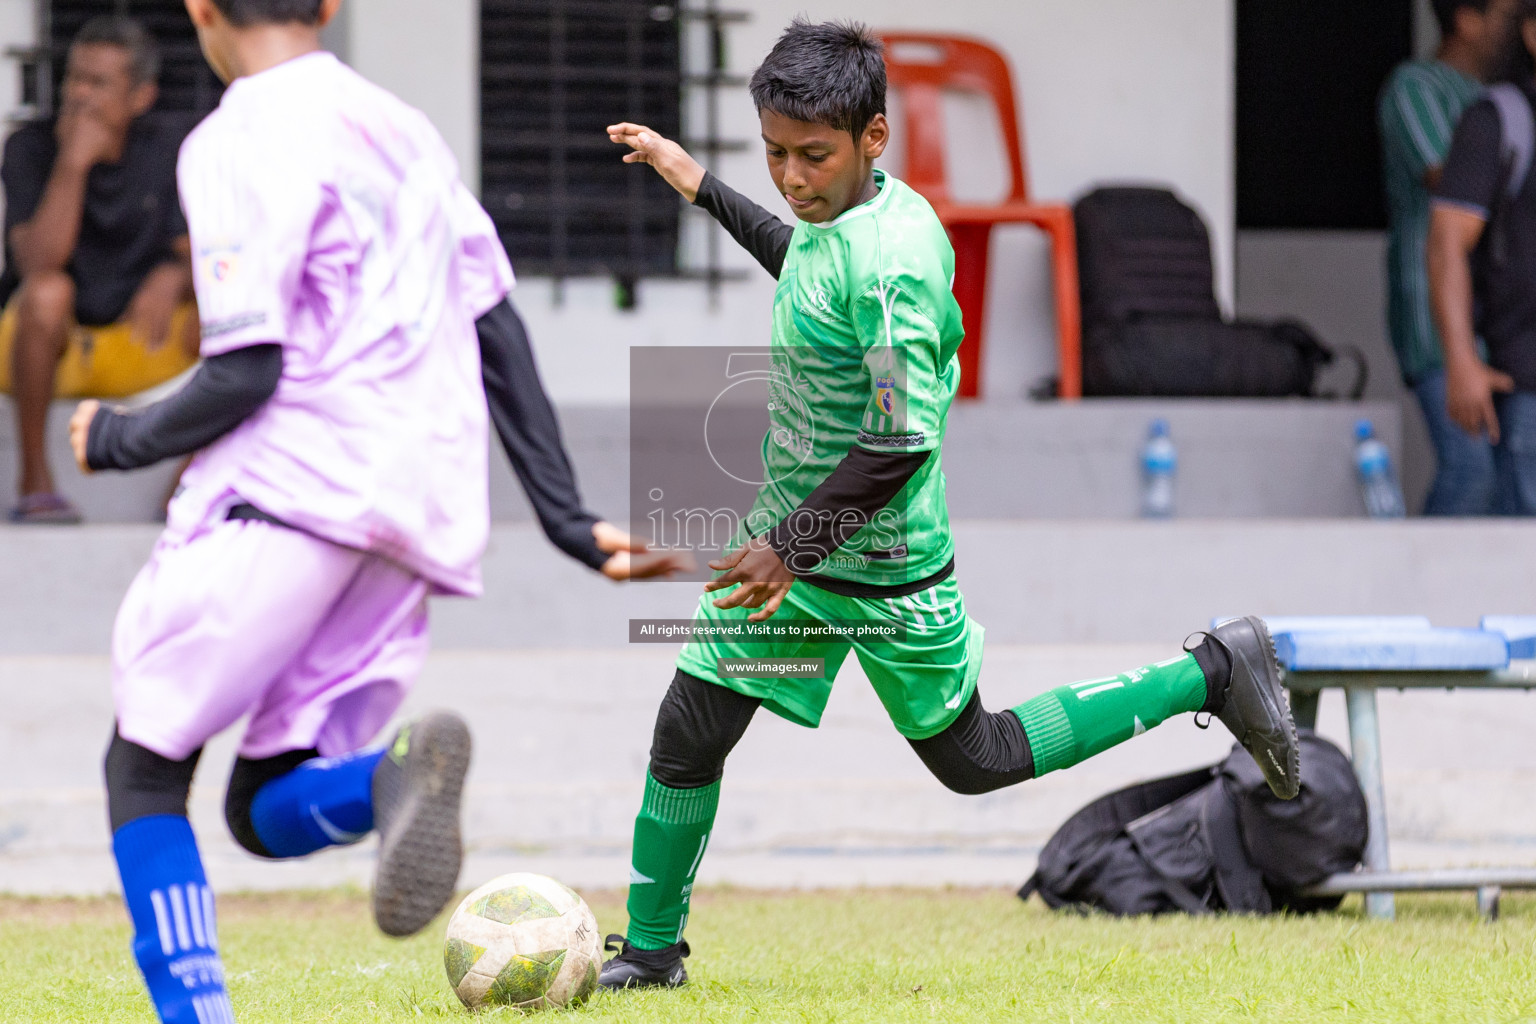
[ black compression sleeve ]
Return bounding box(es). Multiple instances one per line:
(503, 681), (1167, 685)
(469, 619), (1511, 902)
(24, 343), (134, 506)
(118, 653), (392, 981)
(765, 445), (931, 576)
(477, 297), (608, 571)
(649, 669), (762, 789)
(86, 344), (282, 472)
(693, 172), (795, 278)
(908, 689), (1036, 795)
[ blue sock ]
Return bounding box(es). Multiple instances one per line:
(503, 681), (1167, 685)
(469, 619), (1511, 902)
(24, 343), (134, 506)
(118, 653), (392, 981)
(249, 748), (384, 858)
(113, 816), (234, 1024)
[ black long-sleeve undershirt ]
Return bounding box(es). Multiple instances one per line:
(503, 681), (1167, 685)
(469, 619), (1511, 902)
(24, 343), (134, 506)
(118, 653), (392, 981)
(694, 172), (943, 593)
(766, 445), (931, 575)
(86, 297), (609, 572)
(693, 172), (795, 278)
(86, 344), (282, 472)
(477, 298), (607, 570)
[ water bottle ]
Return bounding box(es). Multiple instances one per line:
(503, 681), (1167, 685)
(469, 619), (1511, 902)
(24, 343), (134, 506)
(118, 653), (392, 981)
(1353, 420), (1406, 519)
(1141, 419), (1177, 518)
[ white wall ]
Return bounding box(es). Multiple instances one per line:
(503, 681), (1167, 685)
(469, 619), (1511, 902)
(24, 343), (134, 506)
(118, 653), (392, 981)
(0, 0), (33, 118)
(343, 0), (1235, 404)
(347, 0), (480, 192)
(0, 0), (1234, 405)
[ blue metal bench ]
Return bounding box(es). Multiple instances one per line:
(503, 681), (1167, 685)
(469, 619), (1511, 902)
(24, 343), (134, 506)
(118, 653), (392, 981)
(1217, 615), (1536, 921)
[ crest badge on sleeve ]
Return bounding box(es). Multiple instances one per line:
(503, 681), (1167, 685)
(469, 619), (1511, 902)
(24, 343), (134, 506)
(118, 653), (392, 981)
(875, 374), (897, 416)
(200, 244), (242, 287)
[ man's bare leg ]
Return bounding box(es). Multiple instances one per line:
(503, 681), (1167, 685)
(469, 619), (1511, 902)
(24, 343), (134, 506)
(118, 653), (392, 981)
(11, 271), (76, 499)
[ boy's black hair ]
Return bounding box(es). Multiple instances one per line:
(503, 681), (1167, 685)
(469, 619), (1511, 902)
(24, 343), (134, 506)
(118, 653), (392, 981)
(749, 19), (885, 140)
(72, 15), (160, 85)
(1432, 0), (1493, 38)
(210, 0), (325, 27)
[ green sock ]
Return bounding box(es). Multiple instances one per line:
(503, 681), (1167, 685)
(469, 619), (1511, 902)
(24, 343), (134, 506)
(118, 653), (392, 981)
(624, 771), (720, 950)
(1011, 652), (1209, 777)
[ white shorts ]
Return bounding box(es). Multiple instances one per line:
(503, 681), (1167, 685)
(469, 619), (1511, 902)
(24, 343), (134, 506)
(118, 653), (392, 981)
(112, 518), (430, 761)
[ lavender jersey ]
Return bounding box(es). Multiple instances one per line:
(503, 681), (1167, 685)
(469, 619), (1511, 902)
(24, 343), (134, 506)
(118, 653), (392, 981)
(171, 52), (512, 595)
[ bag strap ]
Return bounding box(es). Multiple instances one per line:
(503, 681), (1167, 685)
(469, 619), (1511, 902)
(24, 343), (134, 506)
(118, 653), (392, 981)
(1202, 782), (1273, 913)
(1149, 869), (1214, 915)
(1125, 792), (1220, 915)
(1317, 342), (1369, 400)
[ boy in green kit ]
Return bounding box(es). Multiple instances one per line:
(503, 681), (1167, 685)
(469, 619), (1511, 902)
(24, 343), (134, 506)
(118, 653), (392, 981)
(601, 19), (1299, 989)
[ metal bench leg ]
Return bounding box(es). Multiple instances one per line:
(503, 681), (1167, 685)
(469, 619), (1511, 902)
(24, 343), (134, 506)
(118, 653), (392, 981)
(1290, 690), (1319, 731)
(1346, 684), (1394, 920)
(1477, 886), (1501, 923)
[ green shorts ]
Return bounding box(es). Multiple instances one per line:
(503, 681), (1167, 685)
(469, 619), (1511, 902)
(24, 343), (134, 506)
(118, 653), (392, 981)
(675, 574), (985, 740)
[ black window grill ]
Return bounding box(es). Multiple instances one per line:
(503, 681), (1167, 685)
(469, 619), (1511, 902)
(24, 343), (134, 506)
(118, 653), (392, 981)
(481, 0), (685, 282)
(33, 0), (223, 116)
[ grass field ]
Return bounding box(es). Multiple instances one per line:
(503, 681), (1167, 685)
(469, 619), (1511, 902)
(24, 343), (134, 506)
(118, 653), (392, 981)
(4, 887), (1536, 1023)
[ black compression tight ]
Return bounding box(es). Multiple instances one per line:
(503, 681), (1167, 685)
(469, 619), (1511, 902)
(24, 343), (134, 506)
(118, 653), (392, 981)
(648, 669), (761, 789)
(645, 670), (1036, 796)
(907, 690), (1036, 794)
(102, 727), (321, 857)
(104, 730), (202, 832)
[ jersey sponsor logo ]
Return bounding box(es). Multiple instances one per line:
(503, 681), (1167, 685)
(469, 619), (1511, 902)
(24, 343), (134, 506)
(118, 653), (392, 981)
(864, 545), (908, 560)
(875, 374), (897, 415)
(200, 311), (268, 340)
(796, 284), (840, 324)
(858, 428), (925, 448)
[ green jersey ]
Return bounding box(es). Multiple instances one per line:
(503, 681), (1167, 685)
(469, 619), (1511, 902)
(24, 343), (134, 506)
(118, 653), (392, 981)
(744, 170), (964, 587)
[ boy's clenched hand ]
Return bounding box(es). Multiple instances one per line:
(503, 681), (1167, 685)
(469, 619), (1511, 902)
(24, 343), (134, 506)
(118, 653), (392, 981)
(607, 122), (706, 203)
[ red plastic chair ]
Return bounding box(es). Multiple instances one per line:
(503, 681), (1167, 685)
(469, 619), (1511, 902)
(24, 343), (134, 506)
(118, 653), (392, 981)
(880, 33), (1082, 400)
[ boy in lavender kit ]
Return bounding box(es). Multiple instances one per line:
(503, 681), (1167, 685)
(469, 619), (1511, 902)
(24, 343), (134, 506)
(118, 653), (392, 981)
(63, 0), (677, 1021)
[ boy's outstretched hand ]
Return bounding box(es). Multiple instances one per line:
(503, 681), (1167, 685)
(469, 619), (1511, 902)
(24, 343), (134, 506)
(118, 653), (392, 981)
(704, 537), (795, 623)
(593, 520), (696, 581)
(607, 123), (706, 203)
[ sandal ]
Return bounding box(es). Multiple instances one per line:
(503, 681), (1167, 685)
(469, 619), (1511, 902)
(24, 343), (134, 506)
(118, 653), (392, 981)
(7, 492), (83, 525)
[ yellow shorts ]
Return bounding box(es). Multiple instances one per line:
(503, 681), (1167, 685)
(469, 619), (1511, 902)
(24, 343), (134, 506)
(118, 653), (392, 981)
(0, 300), (199, 399)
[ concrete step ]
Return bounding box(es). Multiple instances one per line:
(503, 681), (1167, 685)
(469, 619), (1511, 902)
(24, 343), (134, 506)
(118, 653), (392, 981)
(5, 646), (1533, 896)
(0, 396), (1402, 523)
(5, 518), (1536, 656)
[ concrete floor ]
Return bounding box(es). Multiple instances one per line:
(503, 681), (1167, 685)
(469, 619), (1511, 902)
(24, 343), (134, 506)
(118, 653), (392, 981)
(5, 644), (1535, 897)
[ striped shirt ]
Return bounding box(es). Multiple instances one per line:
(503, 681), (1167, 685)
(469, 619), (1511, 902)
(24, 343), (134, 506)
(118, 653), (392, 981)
(1379, 59), (1483, 384)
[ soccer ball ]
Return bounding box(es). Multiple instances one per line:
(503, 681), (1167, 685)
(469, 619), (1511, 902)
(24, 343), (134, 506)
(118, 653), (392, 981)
(443, 872), (603, 1011)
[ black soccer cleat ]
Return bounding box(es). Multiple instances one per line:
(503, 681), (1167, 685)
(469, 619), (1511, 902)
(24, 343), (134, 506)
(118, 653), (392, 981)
(370, 711), (472, 937)
(598, 934), (690, 990)
(1203, 616), (1301, 800)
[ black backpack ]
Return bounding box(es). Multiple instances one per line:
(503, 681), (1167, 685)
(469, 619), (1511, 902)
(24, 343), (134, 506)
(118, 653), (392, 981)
(1019, 731), (1368, 915)
(1073, 187), (1366, 399)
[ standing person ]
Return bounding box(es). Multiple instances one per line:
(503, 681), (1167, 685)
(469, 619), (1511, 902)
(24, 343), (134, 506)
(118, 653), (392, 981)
(66, 1), (683, 1021)
(1430, 0), (1536, 513)
(1, 16), (199, 523)
(1379, 0), (1517, 515)
(596, 19), (1300, 991)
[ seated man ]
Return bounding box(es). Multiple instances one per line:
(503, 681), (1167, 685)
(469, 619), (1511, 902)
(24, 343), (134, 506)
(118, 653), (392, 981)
(0, 16), (198, 523)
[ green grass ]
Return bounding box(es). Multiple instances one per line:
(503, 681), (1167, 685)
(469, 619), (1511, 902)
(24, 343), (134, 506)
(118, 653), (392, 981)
(4, 887), (1536, 1023)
